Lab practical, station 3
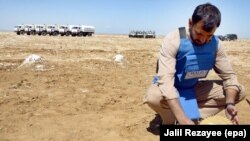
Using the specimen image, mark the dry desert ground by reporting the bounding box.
[0,32,249,141]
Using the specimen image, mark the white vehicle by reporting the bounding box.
[14,25,25,35]
[46,25,59,36]
[35,24,47,36]
[128,30,136,38]
[68,25,81,36]
[24,24,35,35]
[145,31,156,38]
[79,25,95,36]
[59,25,70,36]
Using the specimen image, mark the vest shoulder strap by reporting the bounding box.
[179,27,187,39]
[156,27,186,73]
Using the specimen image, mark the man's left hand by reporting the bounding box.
[225,104,239,124]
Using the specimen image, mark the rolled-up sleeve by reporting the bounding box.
[158,35,180,99]
[214,42,241,92]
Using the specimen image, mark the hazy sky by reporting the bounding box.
[1,0,250,38]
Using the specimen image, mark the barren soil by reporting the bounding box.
[0,32,249,141]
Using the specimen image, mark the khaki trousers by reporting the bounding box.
[144,80,245,124]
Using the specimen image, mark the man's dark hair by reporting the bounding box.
[192,3,221,32]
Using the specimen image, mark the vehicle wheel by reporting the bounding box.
[53,32,58,36]
[41,31,47,36]
[78,32,83,36]
[66,32,71,36]
[30,31,35,35]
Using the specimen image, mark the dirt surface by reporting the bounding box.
[0,32,249,141]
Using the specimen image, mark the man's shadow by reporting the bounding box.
[146,114,162,135]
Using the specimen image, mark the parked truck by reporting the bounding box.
[14,25,25,35]
[24,24,35,35]
[67,25,81,36]
[217,34,238,41]
[46,25,59,36]
[35,24,47,36]
[144,31,156,38]
[79,25,95,36]
[67,25,95,36]
[59,25,70,36]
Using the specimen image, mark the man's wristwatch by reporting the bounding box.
[225,103,235,108]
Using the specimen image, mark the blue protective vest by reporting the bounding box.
[175,31,219,89]
[175,27,219,119]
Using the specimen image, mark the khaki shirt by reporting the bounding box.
[157,29,241,99]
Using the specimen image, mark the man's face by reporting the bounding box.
[189,19,217,46]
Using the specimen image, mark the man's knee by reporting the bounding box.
[144,84,162,105]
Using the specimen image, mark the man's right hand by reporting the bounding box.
[166,98,195,125]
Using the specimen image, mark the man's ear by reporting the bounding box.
[189,18,192,28]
